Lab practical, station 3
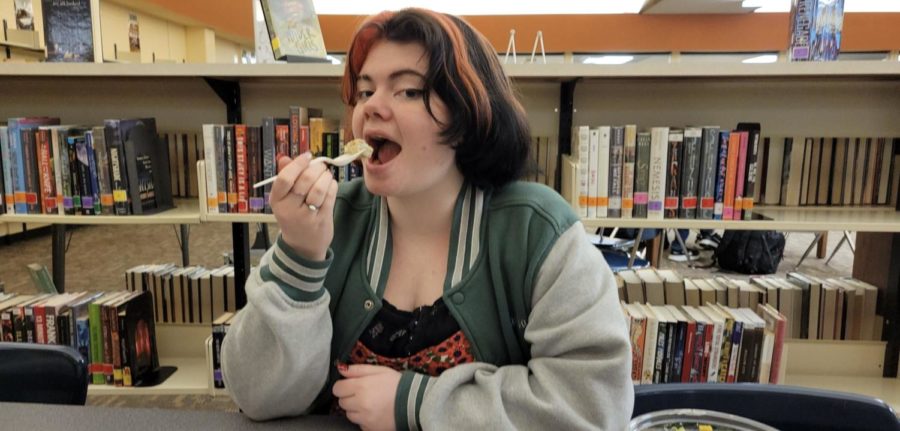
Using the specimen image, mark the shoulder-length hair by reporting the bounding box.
[341,8,531,189]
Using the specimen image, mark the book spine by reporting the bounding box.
[744,129,760,219]
[586,128,599,219]
[788,0,814,61]
[261,119,276,214]
[67,136,84,214]
[224,126,237,213]
[714,131,729,220]
[621,125,636,218]
[248,126,265,213]
[664,130,683,219]
[234,125,249,213]
[680,128,702,219]
[91,127,114,215]
[214,126,228,213]
[54,129,73,215]
[634,132,651,218]
[86,132,102,214]
[289,106,301,158]
[734,131,749,220]
[21,129,41,214]
[596,127,610,218]
[9,121,29,214]
[74,135,95,215]
[0,126,14,213]
[723,132,740,220]
[300,125,310,155]
[698,127,719,219]
[36,129,57,214]
[104,122,131,215]
[576,126,590,218]
[608,126,624,218]
[648,128,668,220]
[89,302,105,384]
[202,125,219,214]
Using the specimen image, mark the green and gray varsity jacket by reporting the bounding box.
[221,179,634,430]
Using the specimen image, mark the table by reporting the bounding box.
[0,402,357,430]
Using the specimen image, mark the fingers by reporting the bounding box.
[291,161,329,196]
[318,179,339,215]
[270,153,311,202]
[305,170,336,209]
[338,364,394,378]
[332,379,355,398]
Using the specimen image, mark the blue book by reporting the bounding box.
[713,131,730,220]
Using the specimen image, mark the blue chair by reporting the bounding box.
[0,342,89,405]
[633,383,900,431]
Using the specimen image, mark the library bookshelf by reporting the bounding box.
[1,61,898,399]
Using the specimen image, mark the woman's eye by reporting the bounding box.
[400,89,424,99]
[357,90,374,100]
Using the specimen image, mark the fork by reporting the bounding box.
[252,150,367,189]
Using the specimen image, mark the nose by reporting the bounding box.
[362,90,391,122]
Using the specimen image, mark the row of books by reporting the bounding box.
[201,107,361,214]
[759,136,899,207]
[124,264,241,325]
[571,123,900,221]
[616,269,879,342]
[0,290,159,387]
[211,311,235,389]
[0,117,174,216]
[572,123,764,221]
[622,302,786,386]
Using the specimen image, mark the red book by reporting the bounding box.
[234,125,249,213]
[35,129,57,214]
[723,133,741,220]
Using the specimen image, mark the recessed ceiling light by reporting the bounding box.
[743,54,779,63]
[583,55,634,65]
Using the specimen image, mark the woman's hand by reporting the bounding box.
[270,153,338,261]
[333,364,400,431]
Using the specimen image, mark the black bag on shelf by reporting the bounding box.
[714,230,785,275]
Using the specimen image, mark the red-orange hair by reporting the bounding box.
[340,8,531,189]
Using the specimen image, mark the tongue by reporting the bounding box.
[377,141,401,163]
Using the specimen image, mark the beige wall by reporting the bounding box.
[1,0,248,63]
[215,36,242,64]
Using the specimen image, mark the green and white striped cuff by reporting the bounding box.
[395,371,435,431]
[261,235,332,302]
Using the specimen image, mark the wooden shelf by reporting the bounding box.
[203,213,276,223]
[0,199,201,225]
[1,61,898,80]
[87,356,208,396]
[581,206,900,233]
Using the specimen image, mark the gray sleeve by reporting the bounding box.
[412,222,634,430]
[221,236,334,421]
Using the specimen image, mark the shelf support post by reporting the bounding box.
[204,77,249,309]
[52,224,65,293]
[555,78,579,192]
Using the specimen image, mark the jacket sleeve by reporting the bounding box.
[221,235,334,421]
[398,222,634,431]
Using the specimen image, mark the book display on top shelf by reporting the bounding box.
[259,0,329,63]
[40,0,102,63]
[788,0,845,62]
[566,120,900,223]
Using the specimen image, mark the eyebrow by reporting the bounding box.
[357,69,426,84]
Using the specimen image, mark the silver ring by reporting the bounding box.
[307,203,319,212]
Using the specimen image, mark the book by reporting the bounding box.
[736,123,760,220]
[713,131,729,219]
[259,0,328,62]
[633,132,651,218]
[26,263,58,295]
[789,0,845,62]
[621,125,637,218]
[648,127,669,220]
[608,126,624,218]
[664,129,683,219]
[109,118,173,215]
[680,127,702,219]
[41,0,102,63]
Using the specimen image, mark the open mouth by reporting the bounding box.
[366,135,402,164]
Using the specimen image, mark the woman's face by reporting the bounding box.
[352,40,462,200]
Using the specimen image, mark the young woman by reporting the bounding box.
[222,8,633,430]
